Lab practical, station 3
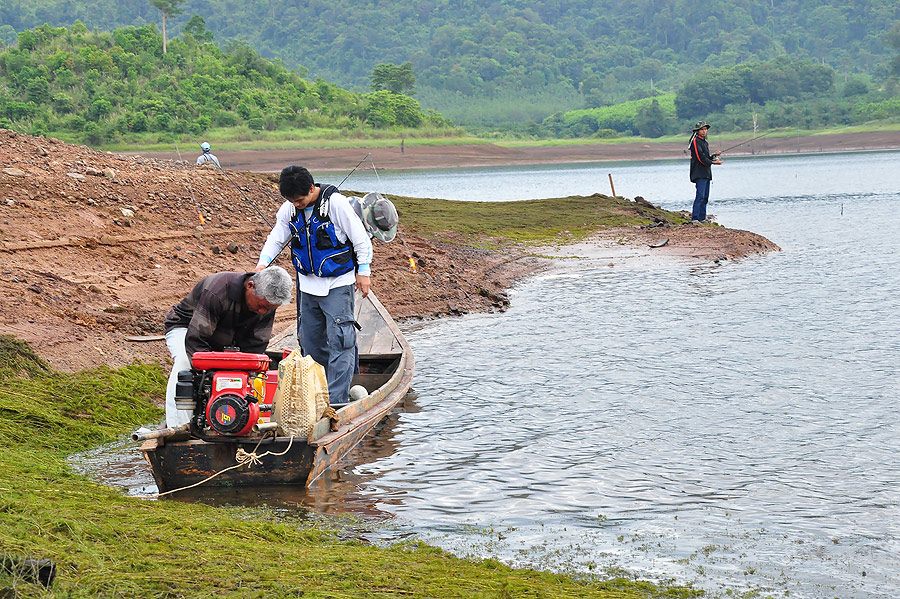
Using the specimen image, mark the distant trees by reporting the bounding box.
[0,23,443,145]
[0,25,16,48]
[371,62,415,95]
[364,90,422,127]
[148,0,184,54]
[889,22,900,78]
[634,99,672,138]
[547,94,676,137]
[0,1,897,130]
[675,59,835,120]
[182,15,213,43]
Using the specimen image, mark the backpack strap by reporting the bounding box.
[314,185,339,222]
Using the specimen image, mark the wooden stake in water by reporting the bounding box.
[608,173,617,198]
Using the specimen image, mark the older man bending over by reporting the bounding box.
[162,267,293,427]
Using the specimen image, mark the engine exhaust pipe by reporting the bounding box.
[132,423,190,442]
[252,421,279,434]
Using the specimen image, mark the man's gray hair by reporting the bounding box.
[250,266,293,305]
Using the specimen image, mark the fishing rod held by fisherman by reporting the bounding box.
[715,130,775,157]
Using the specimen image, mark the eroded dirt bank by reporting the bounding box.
[1,129,775,371]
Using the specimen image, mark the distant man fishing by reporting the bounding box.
[688,121,723,223]
[196,142,221,168]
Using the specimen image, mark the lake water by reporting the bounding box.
[351,150,900,597]
[79,150,900,598]
[344,149,899,205]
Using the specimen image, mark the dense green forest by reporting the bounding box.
[549,56,900,138]
[0,22,445,144]
[1,0,897,130]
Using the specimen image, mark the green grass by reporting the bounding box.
[97,126,481,153]
[384,193,686,248]
[0,335,700,597]
[94,121,900,155]
[496,121,900,147]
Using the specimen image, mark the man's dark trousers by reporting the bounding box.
[692,178,711,221]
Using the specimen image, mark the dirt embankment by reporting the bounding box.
[1,129,776,371]
[0,130,534,370]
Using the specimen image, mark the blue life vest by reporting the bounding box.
[289,185,356,277]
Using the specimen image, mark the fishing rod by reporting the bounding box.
[714,130,774,157]
[173,143,207,225]
[207,155,276,229]
[338,152,371,188]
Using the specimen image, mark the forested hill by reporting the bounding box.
[0,23,444,145]
[1,0,898,127]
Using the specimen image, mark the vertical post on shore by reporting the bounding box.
[608,173,617,198]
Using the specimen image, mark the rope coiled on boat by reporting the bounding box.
[155,435,295,497]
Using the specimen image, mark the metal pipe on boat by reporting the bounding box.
[131,423,190,442]
[253,421,280,433]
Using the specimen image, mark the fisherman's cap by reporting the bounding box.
[691,121,711,132]
[200,142,211,151]
[361,192,399,243]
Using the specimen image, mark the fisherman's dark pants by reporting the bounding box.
[692,178,711,221]
[297,284,357,404]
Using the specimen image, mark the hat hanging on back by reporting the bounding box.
[361,192,399,242]
[691,121,711,132]
[200,142,211,152]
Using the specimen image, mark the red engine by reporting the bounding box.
[178,351,278,437]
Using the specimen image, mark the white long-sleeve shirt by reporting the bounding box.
[257,191,372,296]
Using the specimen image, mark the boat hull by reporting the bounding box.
[143,437,315,491]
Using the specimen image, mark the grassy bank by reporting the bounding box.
[386,194,685,246]
[495,122,900,148]
[0,336,698,597]
[97,122,900,154]
[99,126,481,153]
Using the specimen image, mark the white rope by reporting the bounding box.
[156,435,295,497]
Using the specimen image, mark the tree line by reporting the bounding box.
[546,57,898,138]
[1,0,896,128]
[0,22,446,145]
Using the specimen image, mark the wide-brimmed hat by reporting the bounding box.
[691,121,711,132]
[361,192,398,242]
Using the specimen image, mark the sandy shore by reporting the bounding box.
[138,130,900,173]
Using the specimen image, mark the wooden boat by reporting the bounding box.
[140,290,414,491]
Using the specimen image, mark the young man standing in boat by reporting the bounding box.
[163,267,294,427]
[256,166,374,406]
[689,121,723,223]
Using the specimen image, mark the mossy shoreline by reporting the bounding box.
[0,336,699,597]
